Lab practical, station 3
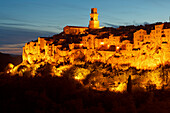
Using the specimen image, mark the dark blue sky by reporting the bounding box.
[1,0,170,54]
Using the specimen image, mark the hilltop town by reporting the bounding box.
[1,6,170,113]
[2,8,170,93]
[22,8,170,70]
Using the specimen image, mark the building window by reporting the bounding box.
[162,34,166,37]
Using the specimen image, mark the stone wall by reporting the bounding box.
[22,24,170,70]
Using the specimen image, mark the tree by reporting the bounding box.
[127,75,132,93]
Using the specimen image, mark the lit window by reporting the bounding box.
[80,43,83,46]
[116,46,120,50]
[100,42,104,45]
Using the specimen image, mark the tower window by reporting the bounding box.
[91,17,93,21]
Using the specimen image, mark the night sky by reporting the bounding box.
[1,0,170,54]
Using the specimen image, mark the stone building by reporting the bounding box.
[63,8,101,35]
[22,8,170,70]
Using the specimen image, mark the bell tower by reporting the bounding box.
[89,8,99,29]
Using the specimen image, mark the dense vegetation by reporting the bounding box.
[1,58,170,113]
[0,72,170,113]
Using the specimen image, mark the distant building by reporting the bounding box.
[64,8,101,35]
[89,8,100,29]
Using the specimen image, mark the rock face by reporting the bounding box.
[22,23,169,70]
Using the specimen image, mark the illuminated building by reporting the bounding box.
[63,8,101,35]
[89,8,100,29]
[22,8,170,70]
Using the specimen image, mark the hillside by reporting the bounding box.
[0,71,170,113]
[0,52,22,72]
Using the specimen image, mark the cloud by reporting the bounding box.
[0,43,25,48]
[0,50,22,55]
[102,22,119,28]
[45,25,63,30]
[0,26,57,55]
[0,21,63,33]
[0,13,28,23]
[132,21,150,26]
[116,21,150,26]
[0,23,40,27]
[0,22,63,30]
[102,21,150,28]
[0,43,25,55]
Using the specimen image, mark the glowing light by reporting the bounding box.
[107,45,110,48]
[74,68,90,80]
[100,42,104,45]
[7,70,10,74]
[75,76,81,80]
[109,83,127,92]
[116,46,119,50]
[80,43,83,46]
[52,65,72,77]
[8,63,14,69]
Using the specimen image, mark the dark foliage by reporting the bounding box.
[127,75,132,93]
[0,52,22,72]
[0,72,170,113]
